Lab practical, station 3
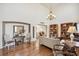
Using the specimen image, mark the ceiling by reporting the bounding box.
[40,3,78,12]
[40,3,64,11]
[39,3,79,24]
[0,3,78,24]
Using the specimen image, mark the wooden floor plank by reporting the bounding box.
[0,41,52,56]
[0,40,79,56]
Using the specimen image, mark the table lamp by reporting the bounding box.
[67,26,77,42]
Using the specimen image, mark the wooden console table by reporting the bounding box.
[14,36,25,45]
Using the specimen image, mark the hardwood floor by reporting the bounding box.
[0,40,79,56]
[0,40,53,56]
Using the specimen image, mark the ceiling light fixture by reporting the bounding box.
[47,9,56,20]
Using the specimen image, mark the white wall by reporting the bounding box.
[0,3,79,49]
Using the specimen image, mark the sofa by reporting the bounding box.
[39,37,60,49]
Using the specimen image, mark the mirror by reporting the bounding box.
[13,25,24,35]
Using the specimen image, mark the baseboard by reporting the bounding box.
[31,38,37,41]
[0,46,3,49]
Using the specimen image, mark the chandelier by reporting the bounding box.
[47,10,56,20]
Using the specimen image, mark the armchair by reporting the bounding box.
[3,34,15,50]
[53,43,77,56]
[53,44,64,56]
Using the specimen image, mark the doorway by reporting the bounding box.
[36,24,47,38]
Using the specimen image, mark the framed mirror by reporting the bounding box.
[13,25,24,35]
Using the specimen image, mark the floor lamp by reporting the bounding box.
[67,26,77,42]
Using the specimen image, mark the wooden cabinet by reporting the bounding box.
[49,24,58,38]
[61,23,75,39]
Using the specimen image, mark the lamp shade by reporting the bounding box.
[67,26,76,33]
